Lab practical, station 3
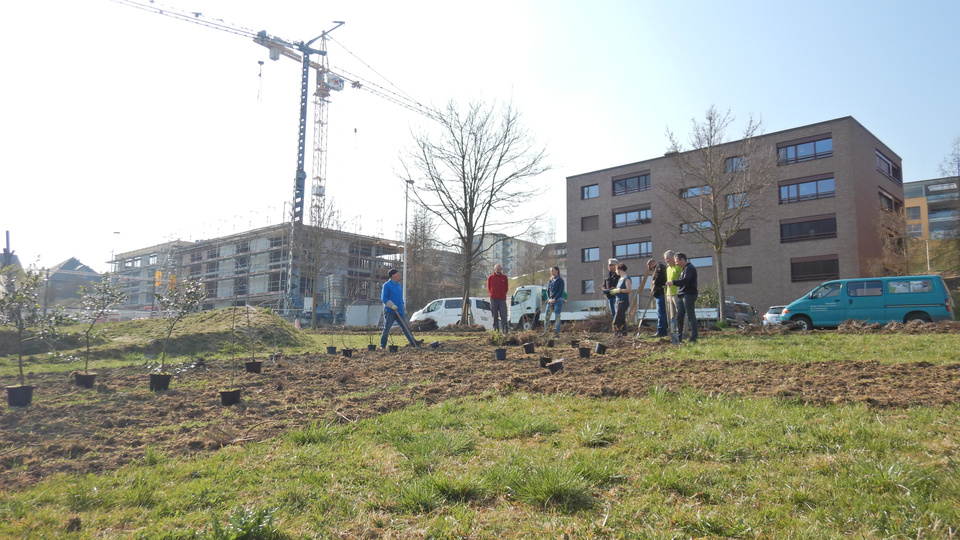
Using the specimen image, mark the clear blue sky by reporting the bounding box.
[2,0,958,272]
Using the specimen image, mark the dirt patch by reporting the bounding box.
[2,328,960,490]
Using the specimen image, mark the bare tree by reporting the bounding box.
[664,106,777,320]
[405,208,444,311]
[865,208,909,277]
[400,100,550,325]
[297,197,348,328]
[935,135,960,275]
[938,135,960,178]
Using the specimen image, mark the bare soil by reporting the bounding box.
[2,324,960,491]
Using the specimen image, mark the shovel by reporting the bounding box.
[388,305,419,348]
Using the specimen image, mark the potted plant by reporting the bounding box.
[0,267,61,406]
[491,330,507,360]
[75,273,125,388]
[152,277,206,391]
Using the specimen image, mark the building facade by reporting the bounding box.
[905,177,960,239]
[566,116,904,314]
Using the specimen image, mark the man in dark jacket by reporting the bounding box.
[666,253,698,343]
[602,258,620,316]
[646,258,669,337]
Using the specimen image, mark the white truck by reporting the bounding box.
[508,285,609,331]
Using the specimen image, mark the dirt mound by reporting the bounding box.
[2,330,960,490]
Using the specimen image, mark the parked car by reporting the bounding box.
[724,301,760,325]
[781,275,953,330]
[409,297,495,330]
[763,305,787,326]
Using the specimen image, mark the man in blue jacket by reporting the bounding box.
[380,268,419,349]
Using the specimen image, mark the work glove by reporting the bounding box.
[385,300,399,311]
[610,288,621,295]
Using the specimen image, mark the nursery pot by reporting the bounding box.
[342,348,353,358]
[522,342,536,354]
[547,339,555,348]
[244,361,262,374]
[219,389,241,406]
[578,347,591,359]
[429,341,440,349]
[149,373,172,392]
[547,361,564,374]
[367,344,377,352]
[74,373,97,388]
[388,345,399,352]
[570,339,580,348]
[494,348,507,361]
[539,356,552,368]
[594,342,607,355]
[6,385,34,407]
[326,346,337,354]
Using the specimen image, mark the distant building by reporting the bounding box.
[904,177,959,239]
[473,233,543,289]
[43,258,101,308]
[565,116,904,313]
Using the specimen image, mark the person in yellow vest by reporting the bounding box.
[664,250,680,338]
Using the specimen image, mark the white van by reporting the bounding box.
[409,297,495,329]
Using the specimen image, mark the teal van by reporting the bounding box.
[781,275,953,330]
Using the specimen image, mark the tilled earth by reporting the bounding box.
[2,326,960,491]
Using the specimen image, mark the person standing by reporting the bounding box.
[546,266,565,337]
[664,250,680,338]
[601,258,620,316]
[609,263,632,337]
[666,253,698,344]
[487,263,509,336]
[380,268,419,349]
[646,258,669,337]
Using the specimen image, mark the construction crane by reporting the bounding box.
[109,0,435,314]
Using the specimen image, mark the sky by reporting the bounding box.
[2,0,958,273]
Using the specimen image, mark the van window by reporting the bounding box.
[424,301,442,313]
[444,299,463,309]
[847,281,883,297]
[888,279,933,293]
[810,282,841,299]
[474,299,491,311]
[514,289,531,303]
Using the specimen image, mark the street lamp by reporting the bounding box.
[402,179,414,308]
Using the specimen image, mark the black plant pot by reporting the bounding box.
[429,341,440,349]
[539,356,552,368]
[578,347,591,359]
[149,373,172,392]
[594,342,607,355]
[6,385,34,407]
[75,373,97,388]
[219,389,241,406]
[547,361,564,374]
[388,345,399,352]
[326,346,337,354]
[342,348,353,358]
[244,361,262,374]
[367,344,377,351]
[494,348,507,360]
[522,343,536,354]
[547,340,555,348]
[570,339,580,348]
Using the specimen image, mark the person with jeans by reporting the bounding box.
[666,253,698,344]
[647,258,669,337]
[664,250,680,338]
[547,266,565,337]
[610,263,632,337]
[487,263,509,336]
[380,268,419,349]
[601,258,619,316]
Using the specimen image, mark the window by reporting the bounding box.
[888,279,933,294]
[268,272,286,292]
[582,184,599,199]
[781,216,837,243]
[878,190,902,212]
[205,281,217,298]
[780,177,835,204]
[726,229,751,247]
[847,280,882,297]
[727,266,752,285]
[612,174,650,195]
[727,192,749,208]
[582,279,595,294]
[148,253,158,265]
[235,277,247,296]
[582,247,600,262]
[581,215,599,231]
[236,241,250,254]
[613,208,651,228]
[189,263,201,276]
[681,186,710,198]
[234,257,248,274]
[681,220,712,234]
[875,150,902,183]
[614,241,651,260]
[790,256,839,282]
[207,248,219,259]
[907,223,922,238]
[778,137,833,164]
[725,156,747,172]
[906,206,921,220]
[689,256,713,267]
[269,250,285,268]
[269,236,284,248]
[190,252,202,263]
[206,260,219,274]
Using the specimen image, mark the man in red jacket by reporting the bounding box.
[487,263,509,335]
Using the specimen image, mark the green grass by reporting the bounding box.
[2,390,959,538]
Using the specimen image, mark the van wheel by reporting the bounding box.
[904,312,931,323]
[520,315,536,331]
[791,315,813,331]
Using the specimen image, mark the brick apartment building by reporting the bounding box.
[565,116,904,314]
